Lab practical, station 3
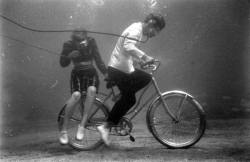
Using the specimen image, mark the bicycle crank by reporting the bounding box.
[113,118,136,142]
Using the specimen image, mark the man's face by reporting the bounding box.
[144,21,161,38]
[147,26,160,38]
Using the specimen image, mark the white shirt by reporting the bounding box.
[108,22,146,73]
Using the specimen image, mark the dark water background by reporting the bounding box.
[0,0,250,143]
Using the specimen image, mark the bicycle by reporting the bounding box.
[57,59,206,151]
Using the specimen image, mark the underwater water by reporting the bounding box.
[0,0,249,142]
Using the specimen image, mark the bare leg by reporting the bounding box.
[81,86,96,126]
[59,91,81,144]
[76,86,96,140]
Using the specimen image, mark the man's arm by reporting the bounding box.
[123,28,152,62]
[59,41,73,67]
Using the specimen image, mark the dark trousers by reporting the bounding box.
[107,67,151,125]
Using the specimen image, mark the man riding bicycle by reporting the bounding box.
[97,13,166,145]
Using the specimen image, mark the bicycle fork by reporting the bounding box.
[151,77,178,122]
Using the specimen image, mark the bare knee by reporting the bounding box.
[87,86,96,97]
[71,91,81,101]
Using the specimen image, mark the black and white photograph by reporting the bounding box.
[0,0,250,161]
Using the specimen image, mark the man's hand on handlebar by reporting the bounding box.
[141,54,154,64]
[140,54,155,67]
[139,55,160,71]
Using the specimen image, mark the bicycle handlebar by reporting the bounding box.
[140,59,161,72]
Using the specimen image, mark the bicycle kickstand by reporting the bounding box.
[128,132,135,142]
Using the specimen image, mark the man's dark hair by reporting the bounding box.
[144,13,165,30]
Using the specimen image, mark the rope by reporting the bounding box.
[0,33,60,56]
[0,13,148,43]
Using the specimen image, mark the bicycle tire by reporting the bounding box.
[146,90,206,149]
[57,98,109,151]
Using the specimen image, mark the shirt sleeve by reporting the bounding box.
[59,41,73,67]
[123,26,145,59]
[90,38,107,74]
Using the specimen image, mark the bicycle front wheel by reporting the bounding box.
[57,98,109,151]
[146,91,206,149]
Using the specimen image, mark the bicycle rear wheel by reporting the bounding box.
[147,91,206,148]
[57,98,109,150]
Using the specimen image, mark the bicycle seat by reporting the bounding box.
[104,77,116,89]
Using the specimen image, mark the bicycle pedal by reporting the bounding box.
[129,135,135,142]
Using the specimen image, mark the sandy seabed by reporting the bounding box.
[0,118,250,162]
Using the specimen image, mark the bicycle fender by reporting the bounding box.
[161,90,194,98]
[147,90,195,114]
